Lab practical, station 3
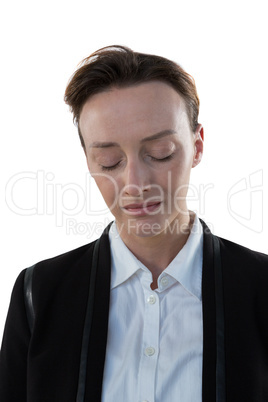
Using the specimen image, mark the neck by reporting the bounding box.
[116,212,194,285]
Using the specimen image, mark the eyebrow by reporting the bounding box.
[89,129,177,148]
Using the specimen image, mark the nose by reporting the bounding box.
[123,160,150,197]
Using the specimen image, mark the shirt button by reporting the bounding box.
[160,276,169,287]
[145,347,155,356]
[147,295,156,304]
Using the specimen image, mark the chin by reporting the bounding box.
[125,217,166,238]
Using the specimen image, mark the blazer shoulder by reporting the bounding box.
[23,223,112,304]
[27,240,100,292]
[35,240,96,271]
[200,219,267,263]
[30,222,113,278]
[218,235,268,275]
[27,238,111,315]
[219,236,268,259]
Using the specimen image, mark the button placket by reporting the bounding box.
[143,291,159,359]
[145,347,155,357]
[147,294,156,305]
[137,287,159,402]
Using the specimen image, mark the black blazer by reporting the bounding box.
[1,220,268,402]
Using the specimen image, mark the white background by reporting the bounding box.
[1,0,267,341]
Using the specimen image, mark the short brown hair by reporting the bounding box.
[64,45,200,149]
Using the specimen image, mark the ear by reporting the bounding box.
[192,124,204,168]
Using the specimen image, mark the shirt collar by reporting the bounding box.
[164,214,203,300]
[108,223,144,289]
[108,214,203,300]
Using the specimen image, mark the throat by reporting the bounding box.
[117,212,194,282]
[150,279,158,290]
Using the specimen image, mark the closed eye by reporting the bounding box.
[150,153,174,162]
[100,161,122,171]
[100,153,174,171]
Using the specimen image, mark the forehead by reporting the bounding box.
[79,81,189,141]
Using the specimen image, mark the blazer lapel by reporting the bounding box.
[84,225,112,401]
[200,219,217,401]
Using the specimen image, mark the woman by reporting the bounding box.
[1,45,268,402]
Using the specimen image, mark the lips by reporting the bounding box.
[122,201,162,215]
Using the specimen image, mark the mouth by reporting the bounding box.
[122,201,162,216]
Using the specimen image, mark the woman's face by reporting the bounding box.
[79,81,203,240]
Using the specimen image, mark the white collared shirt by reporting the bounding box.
[101,214,203,402]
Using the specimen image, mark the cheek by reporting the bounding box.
[94,176,119,204]
[166,158,192,197]
[175,148,194,178]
